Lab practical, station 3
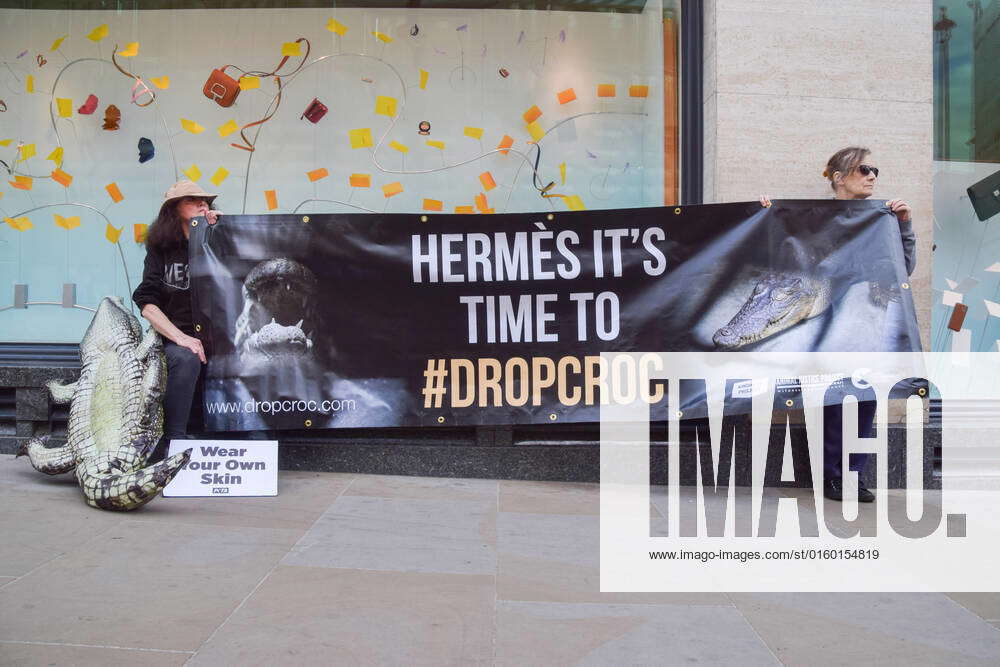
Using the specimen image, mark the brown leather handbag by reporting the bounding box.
[203,66,241,107]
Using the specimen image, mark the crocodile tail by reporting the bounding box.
[18,435,76,475]
[78,448,193,511]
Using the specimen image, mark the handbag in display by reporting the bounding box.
[203,66,241,107]
[301,98,328,123]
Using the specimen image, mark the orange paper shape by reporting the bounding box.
[53,214,80,230]
[556,88,577,105]
[479,171,497,191]
[133,223,148,243]
[10,175,33,190]
[264,190,278,211]
[382,182,403,198]
[475,192,488,212]
[423,199,443,212]
[597,83,616,97]
[105,182,124,203]
[5,216,32,231]
[50,168,72,187]
[349,174,371,188]
[497,135,514,155]
[522,105,542,123]
[454,205,474,214]
[307,168,329,182]
[628,85,649,98]
[105,223,122,244]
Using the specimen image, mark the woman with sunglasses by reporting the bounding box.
[133,180,222,462]
[761,146,916,502]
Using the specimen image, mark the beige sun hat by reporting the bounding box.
[160,180,218,211]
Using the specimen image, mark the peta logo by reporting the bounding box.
[212,487,229,494]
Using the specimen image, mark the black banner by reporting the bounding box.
[189,200,920,431]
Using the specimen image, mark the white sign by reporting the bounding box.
[163,440,278,497]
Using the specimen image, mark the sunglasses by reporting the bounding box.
[857,164,879,177]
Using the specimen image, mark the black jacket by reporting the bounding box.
[132,239,196,336]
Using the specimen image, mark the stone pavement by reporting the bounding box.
[1,454,999,666]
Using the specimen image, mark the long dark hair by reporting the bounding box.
[144,200,187,251]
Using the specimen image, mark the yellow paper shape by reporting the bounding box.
[133,223,148,243]
[210,167,229,186]
[629,85,649,98]
[526,121,544,142]
[463,127,484,140]
[51,35,68,51]
[382,182,403,198]
[105,182,124,203]
[389,140,409,154]
[497,135,514,155]
[425,140,445,150]
[597,83,616,98]
[523,105,542,123]
[349,174,371,188]
[9,175,33,190]
[375,96,397,117]
[180,118,204,134]
[118,42,139,57]
[87,24,109,42]
[105,223,122,243]
[48,147,64,166]
[281,42,301,56]
[18,143,36,161]
[564,195,586,211]
[56,98,73,118]
[150,76,170,89]
[25,75,34,93]
[557,88,577,105]
[349,128,373,149]
[217,119,239,138]
[419,69,428,90]
[54,214,80,230]
[239,76,260,91]
[559,162,566,185]
[50,168,72,187]
[307,168,329,182]
[423,199,443,212]
[5,217,33,231]
[0,139,12,147]
[327,18,348,35]
[183,164,202,182]
[372,31,393,43]
[454,206,474,214]
[264,190,278,211]
[479,171,497,191]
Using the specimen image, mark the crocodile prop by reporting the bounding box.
[713,273,832,350]
[17,297,192,510]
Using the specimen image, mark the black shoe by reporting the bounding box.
[824,478,875,503]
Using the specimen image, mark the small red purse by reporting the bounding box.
[203,66,241,107]
[301,98,328,123]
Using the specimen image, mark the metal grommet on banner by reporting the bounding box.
[420,215,428,222]
[304,419,312,427]
[674,208,681,215]
[901,282,910,290]
[549,413,557,421]
[437,416,445,423]
[785,399,794,407]
[194,324,202,332]
[302,216,310,223]
[676,410,683,418]
[191,219,199,227]
[917,387,927,397]
[547,213,554,221]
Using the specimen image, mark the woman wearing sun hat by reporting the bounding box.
[132,180,222,462]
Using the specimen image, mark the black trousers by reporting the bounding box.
[823,399,877,481]
[150,341,204,461]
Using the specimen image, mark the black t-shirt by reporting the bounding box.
[132,239,196,336]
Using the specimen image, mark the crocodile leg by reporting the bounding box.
[17,435,76,475]
[46,379,79,404]
[77,448,192,511]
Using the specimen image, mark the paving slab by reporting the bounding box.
[188,565,494,666]
[0,641,191,666]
